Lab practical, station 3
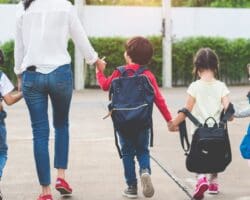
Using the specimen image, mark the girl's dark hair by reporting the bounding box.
[125,36,153,66]
[0,50,4,65]
[193,48,220,80]
[22,0,36,10]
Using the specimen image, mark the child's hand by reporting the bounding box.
[95,57,106,73]
[167,121,179,132]
[17,75,22,92]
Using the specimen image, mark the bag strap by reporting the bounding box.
[114,128,122,159]
[117,66,126,74]
[178,108,202,154]
[135,66,147,76]
[117,66,147,77]
[178,108,202,128]
[117,66,135,77]
[179,120,190,154]
[219,103,235,127]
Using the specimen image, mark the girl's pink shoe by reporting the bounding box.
[193,177,209,200]
[37,194,53,200]
[208,183,219,194]
[55,178,72,196]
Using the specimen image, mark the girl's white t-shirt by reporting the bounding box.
[187,79,230,132]
[0,73,14,97]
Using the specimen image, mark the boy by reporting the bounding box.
[96,37,173,199]
[0,50,22,199]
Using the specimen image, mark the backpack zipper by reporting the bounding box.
[103,104,148,120]
[113,103,148,111]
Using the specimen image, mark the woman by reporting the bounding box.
[14,0,104,199]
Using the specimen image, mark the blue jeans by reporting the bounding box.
[22,64,73,186]
[118,129,151,186]
[0,111,7,178]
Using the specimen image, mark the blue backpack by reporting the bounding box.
[240,124,250,159]
[107,66,154,158]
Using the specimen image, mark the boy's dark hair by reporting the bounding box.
[125,36,153,66]
[0,50,4,65]
[193,47,220,80]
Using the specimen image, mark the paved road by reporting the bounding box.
[1,86,250,200]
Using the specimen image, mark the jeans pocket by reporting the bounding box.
[22,71,37,90]
[55,70,73,90]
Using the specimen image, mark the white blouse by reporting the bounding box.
[14,0,98,75]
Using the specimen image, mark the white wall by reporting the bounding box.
[1,5,250,44]
[0,5,17,44]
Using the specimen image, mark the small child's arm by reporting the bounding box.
[234,107,250,118]
[170,95,196,131]
[3,91,22,106]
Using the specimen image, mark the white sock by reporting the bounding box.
[197,174,206,180]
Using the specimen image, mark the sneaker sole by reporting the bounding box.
[193,183,209,200]
[55,187,72,196]
[208,190,219,195]
[141,173,154,198]
[122,191,138,199]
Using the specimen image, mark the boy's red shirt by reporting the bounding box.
[96,64,172,122]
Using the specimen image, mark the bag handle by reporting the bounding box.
[204,117,218,128]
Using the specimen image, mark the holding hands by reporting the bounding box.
[168,120,179,132]
[95,57,107,73]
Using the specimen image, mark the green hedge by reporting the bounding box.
[1,36,249,87]
[172,37,249,85]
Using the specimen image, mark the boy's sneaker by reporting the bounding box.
[122,185,138,199]
[208,183,219,194]
[193,177,209,200]
[55,178,72,196]
[37,194,53,200]
[141,169,154,198]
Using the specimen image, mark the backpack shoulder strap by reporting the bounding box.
[179,120,190,154]
[178,108,202,155]
[178,108,202,128]
[116,66,126,74]
[219,103,235,127]
[135,66,147,76]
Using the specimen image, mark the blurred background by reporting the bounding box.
[0,0,249,88]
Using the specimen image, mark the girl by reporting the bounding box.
[170,48,231,200]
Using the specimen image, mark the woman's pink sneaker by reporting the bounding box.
[55,178,72,196]
[37,194,53,200]
[193,177,209,200]
[208,183,219,194]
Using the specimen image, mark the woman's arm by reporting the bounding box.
[14,13,25,75]
[69,6,98,65]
